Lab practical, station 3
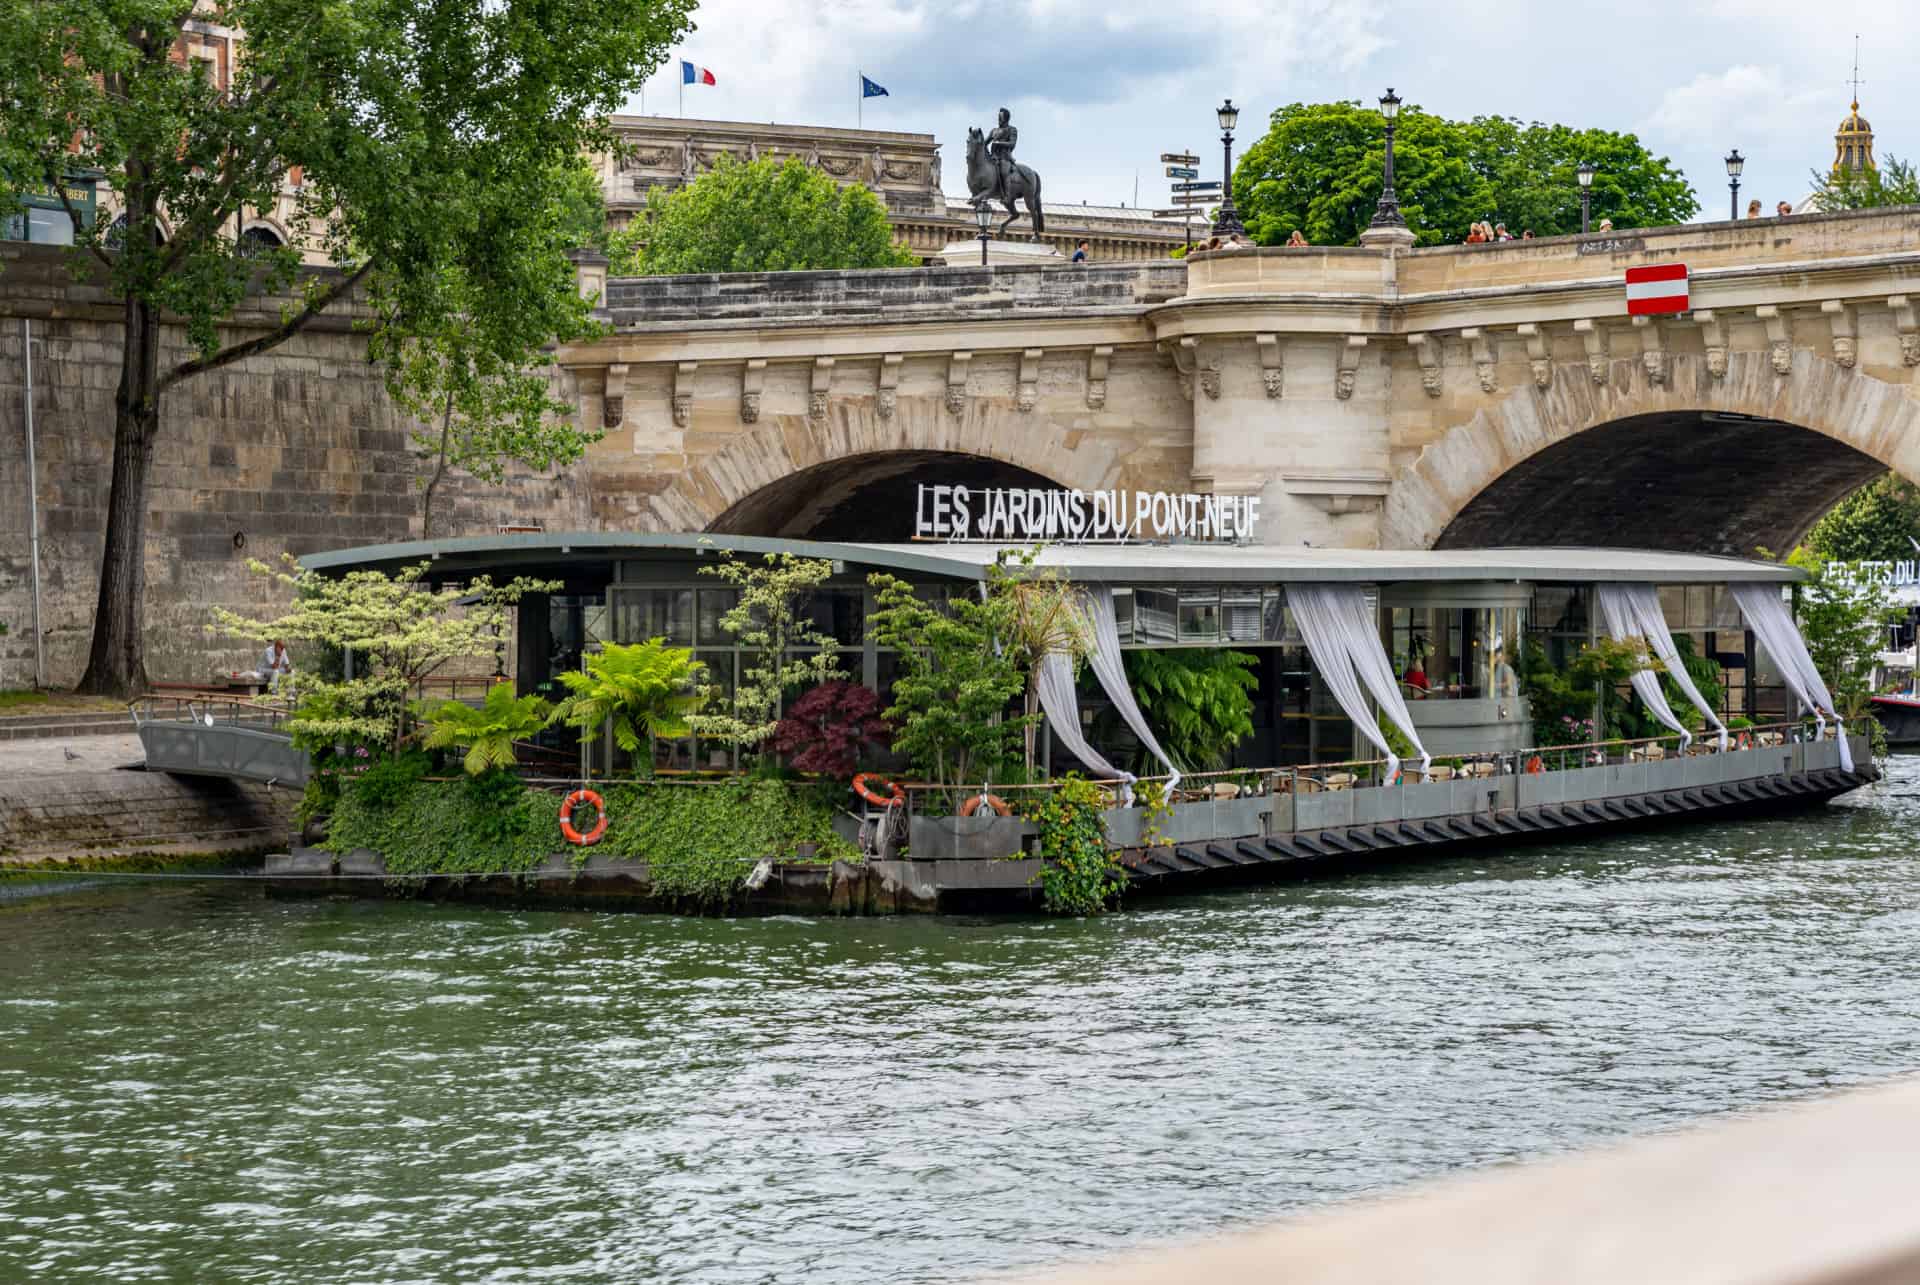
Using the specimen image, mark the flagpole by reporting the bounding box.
[858,70,862,129]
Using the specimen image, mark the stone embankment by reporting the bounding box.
[0,732,295,863]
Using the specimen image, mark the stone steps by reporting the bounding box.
[0,712,137,741]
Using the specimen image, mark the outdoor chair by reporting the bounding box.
[1424,765,1455,782]
[1323,772,1356,792]
[1467,760,1498,778]
[1209,781,1242,800]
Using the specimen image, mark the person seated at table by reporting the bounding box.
[1403,656,1430,699]
[263,638,294,694]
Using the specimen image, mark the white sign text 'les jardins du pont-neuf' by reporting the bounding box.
[913,485,1262,542]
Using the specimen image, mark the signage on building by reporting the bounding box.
[1625,263,1689,316]
[914,484,1262,543]
[1835,559,1920,587]
[1577,236,1645,256]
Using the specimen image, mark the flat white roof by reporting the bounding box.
[302,532,1801,585]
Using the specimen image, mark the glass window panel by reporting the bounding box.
[1658,585,1687,630]
[26,207,75,245]
[1178,588,1221,643]
[1223,589,1263,642]
[1110,588,1134,644]
[697,589,738,644]
[695,651,736,704]
[802,589,865,647]
[1135,588,1176,644]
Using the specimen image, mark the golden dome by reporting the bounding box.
[1838,101,1873,135]
[1833,99,1877,175]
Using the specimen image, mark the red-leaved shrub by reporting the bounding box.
[770,681,891,776]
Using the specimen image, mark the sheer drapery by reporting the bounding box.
[1070,585,1180,802]
[1729,582,1852,772]
[1035,649,1137,802]
[1287,583,1430,781]
[1595,583,1727,751]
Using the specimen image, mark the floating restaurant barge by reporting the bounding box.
[228,532,1877,914]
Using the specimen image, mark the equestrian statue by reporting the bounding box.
[965,108,1044,237]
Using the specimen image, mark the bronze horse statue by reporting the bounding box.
[965,127,1044,237]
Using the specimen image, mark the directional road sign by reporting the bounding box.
[1151,208,1201,219]
[1164,166,1198,180]
[1166,194,1214,206]
[1160,152,1200,165]
[1171,180,1221,193]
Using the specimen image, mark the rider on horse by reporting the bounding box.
[986,108,1018,203]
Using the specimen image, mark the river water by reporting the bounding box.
[4,760,1919,1283]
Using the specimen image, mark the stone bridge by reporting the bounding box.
[559,206,1920,554]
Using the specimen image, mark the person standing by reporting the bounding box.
[1071,239,1088,264]
[1776,200,1794,218]
[1747,198,1762,218]
[262,638,294,695]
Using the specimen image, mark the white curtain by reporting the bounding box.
[1035,649,1139,803]
[1075,585,1180,802]
[1287,583,1430,782]
[1595,583,1727,751]
[1730,582,1853,772]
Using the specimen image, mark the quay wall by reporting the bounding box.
[0,245,586,690]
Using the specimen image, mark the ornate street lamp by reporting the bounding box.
[1359,88,1413,248]
[974,201,993,266]
[1212,98,1245,237]
[1576,161,1596,234]
[1725,148,1745,221]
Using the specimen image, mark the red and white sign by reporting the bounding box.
[1625,263,1689,316]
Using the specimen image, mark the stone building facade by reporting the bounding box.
[597,114,1186,264]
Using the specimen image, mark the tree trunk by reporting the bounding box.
[1024,678,1041,777]
[75,295,164,697]
[419,388,455,539]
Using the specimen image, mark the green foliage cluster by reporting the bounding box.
[322,755,563,877]
[611,156,918,275]
[418,683,554,775]
[1021,775,1125,915]
[1518,637,1660,743]
[1807,156,1920,212]
[866,574,1029,789]
[997,560,1093,775]
[1803,473,1920,563]
[551,639,705,770]
[1788,549,1903,721]
[594,778,855,902]
[1235,102,1697,247]
[1122,649,1259,771]
[695,553,846,749]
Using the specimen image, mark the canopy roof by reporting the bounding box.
[300,532,1802,586]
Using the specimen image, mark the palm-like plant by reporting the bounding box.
[550,639,707,767]
[418,682,554,775]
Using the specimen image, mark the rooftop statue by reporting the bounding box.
[966,108,1045,236]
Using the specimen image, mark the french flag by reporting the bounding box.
[681,60,717,86]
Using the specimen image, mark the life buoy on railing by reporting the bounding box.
[959,793,1011,817]
[1737,732,1752,751]
[1524,755,1545,775]
[559,789,608,846]
[852,773,905,808]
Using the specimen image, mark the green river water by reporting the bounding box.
[3,757,1919,1283]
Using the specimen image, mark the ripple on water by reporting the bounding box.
[2,761,1919,1283]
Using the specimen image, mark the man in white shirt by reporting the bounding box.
[262,639,294,695]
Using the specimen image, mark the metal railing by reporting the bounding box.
[128,694,292,734]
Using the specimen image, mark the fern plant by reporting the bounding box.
[1122,648,1258,772]
[550,639,707,767]
[418,682,554,776]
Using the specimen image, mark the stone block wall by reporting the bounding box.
[0,245,586,690]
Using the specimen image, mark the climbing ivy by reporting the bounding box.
[594,778,855,902]
[1021,774,1125,916]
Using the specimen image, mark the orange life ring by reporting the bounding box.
[852,773,905,808]
[559,789,608,846]
[959,792,1011,817]
[1524,755,1544,775]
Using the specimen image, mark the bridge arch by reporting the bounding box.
[1385,348,1920,555]
[636,393,1136,538]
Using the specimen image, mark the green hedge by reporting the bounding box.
[322,767,856,900]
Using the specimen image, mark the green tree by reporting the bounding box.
[866,574,1028,791]
[418,682,554,776]
[1807,156,1920,212]
[996,564,1092,776]
[1120,649,1258,771]
[551,639,707,773]
[1802,473,1920,562]
[1787,550,1902,721]
[611,156,917,275]
[695,553,847,749]
[211,558,553,754]
[0,0,693,696]
[1235,101,1696,247]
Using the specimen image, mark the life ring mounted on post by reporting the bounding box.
[959,792,1012,818]
[852,773,905,809]
[559,789,608,846]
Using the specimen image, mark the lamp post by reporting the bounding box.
[1576,161,1595,234]
[1212,98,1245,237]
[1358,88,1414,248]
[974,201,992,266]
[1725,149,1745,221]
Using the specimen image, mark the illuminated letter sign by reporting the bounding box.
[913,485,1261,543]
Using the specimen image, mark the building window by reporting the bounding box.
[2,206,77,246]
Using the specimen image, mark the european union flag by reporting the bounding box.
[861,75,889,99]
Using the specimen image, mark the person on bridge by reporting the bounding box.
[263,639,294,695]
[1747,198,1763,218]
[1286,230,1309,247]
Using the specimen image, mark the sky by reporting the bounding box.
[627,0,1917,226]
